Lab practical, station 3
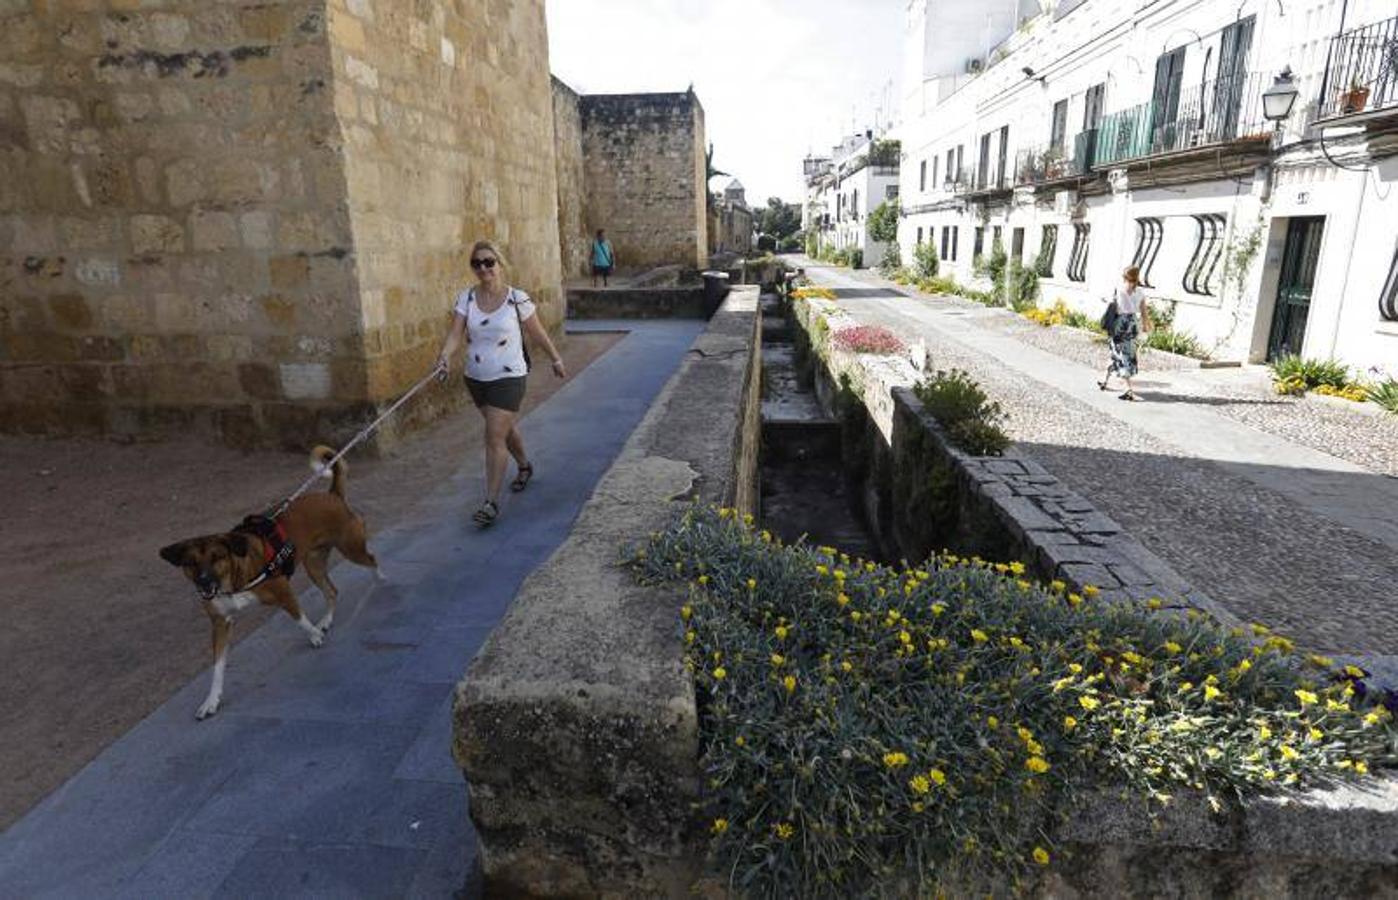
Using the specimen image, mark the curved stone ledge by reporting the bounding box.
[452,288,762,896]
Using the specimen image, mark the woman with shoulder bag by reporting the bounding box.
[1098,265,1151,402]
[434,240,567,527]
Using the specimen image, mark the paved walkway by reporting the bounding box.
[0,320,704,898]
[799,261,1398,669]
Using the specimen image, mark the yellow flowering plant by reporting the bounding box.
[629,505,1397,897]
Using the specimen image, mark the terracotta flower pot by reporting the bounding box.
[1340,85,1371,114]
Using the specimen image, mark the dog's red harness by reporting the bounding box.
[233,514,297,589]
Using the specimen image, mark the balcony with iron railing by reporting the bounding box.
[1316,12,1398,122]
[1093,71,1272,168]
[968,165,1011,196]
[1014,130,1100,186]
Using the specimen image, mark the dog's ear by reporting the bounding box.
[159,541,189,566]
[227,533,250,557]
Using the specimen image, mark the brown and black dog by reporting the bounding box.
[159,446,380,720]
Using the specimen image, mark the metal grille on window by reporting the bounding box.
[1182,213,1227,296]
[1381,240,1398,322]
[1036,224,1057,277]
[1130,217,1163,287]
[1067,223,1090,282]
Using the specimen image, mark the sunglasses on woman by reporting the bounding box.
[470,257,497,270]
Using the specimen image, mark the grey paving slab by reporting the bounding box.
[113,831,261,900]
[211,839,428,899]
[0,319,703,897]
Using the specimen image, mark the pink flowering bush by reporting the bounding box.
[831,324,906,356]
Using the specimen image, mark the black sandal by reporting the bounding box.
[1097,380,1110,391]
[1118,391,1139,402]
[472,499,499,527]
[510,462,534,493]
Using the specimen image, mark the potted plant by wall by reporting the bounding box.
[1340,76,1371,115]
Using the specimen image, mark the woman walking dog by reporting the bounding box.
[1098,265,1151,402]
[435,240,567,527]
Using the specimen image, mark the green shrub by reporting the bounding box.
[1268,355,1350,390]
[913,241,940,279]
[1143,327,1206,359]
[779,234,803,253]
[878,241,902,277]
[631,506,1398,898]
[1367,378,1398,414]
[1062,307,1102,332]
[918,276,960,295]
[805,232,818,258]
[986,237,1008,304]
[867,199,900,244]
[1007,261,1040,313]
[849,248,864,269]
[914,368,1010,456]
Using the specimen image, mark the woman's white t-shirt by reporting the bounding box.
[452,287,536,382]
[1114,285,1146,317]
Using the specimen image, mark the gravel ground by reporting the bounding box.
[835,294,1398,657]
[832,265,1398,479]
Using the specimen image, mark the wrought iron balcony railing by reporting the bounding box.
[1094,71,1271,167]
[1014,130,1098,185]
[970,166,1010,194]
[1317,12,1398,120]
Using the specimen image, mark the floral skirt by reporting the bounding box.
[1108,313,1140,378]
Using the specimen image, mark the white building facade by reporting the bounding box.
[803,133,902,268]
[898,0,1398,373]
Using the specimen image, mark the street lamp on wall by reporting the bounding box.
[1262,67,1300,123]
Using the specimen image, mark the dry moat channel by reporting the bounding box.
[757,293,883,562]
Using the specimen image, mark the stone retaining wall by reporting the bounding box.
[452,288,762,896]
[790,295,1224,615]
[566,287,708,320]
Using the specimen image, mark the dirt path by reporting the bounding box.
[0,332,621,829]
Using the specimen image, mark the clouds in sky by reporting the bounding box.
[546,0,905,204]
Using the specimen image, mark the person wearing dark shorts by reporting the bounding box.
[591,228,614,287]
[434,239,567,527]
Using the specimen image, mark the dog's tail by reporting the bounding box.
[310,445,347,498]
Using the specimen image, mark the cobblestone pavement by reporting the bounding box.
[817,262,1398,478]
[798,260,1398,659]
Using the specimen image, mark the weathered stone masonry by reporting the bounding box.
[550,76,588,279]
[578,91,707,272]
[0,0,563,447]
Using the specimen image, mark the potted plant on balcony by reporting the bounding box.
[1340,75,1371,115]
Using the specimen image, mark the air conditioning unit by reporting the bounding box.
[1053,190,1077,216]
[965,58,984,74]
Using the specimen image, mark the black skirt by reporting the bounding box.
[465,375,527,412]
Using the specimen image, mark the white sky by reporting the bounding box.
[546,1,905,207]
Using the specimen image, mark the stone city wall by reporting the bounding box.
[0,0,563,447]
[578,91,707,272]
[550,76,589,280]
[325,0,563,441]
[0,0,361,445]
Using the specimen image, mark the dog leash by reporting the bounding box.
[268,367,442,519]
